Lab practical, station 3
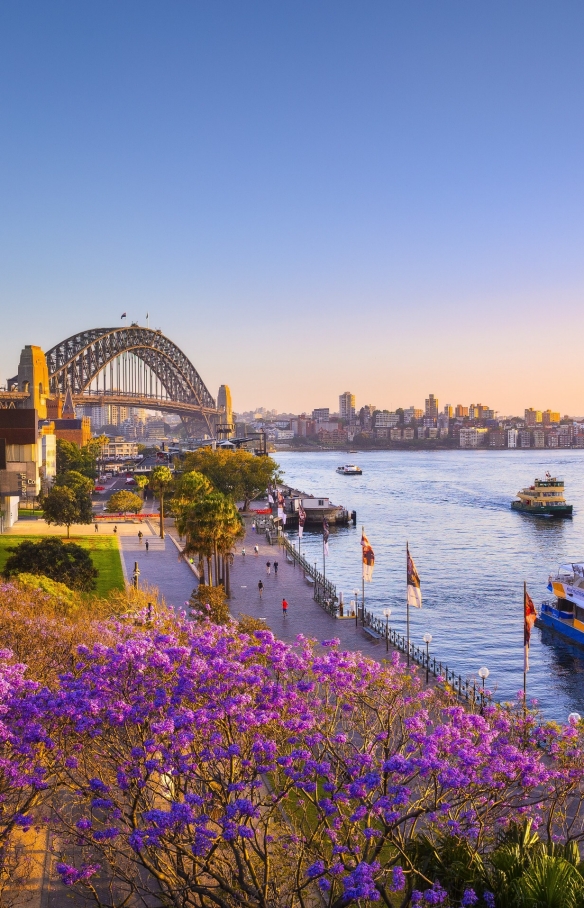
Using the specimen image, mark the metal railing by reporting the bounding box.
[261,522,339,616]
[362,607,489,708]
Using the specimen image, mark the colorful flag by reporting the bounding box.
[407,545,422,609]
[121,312,127,319]
[524,586,537,672]
[361,531,375,582]
[323,518,330,556]
[298,504,306,538]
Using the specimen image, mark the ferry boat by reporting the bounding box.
[538,563,584,646]
[336,464,362,475]
[511,473,573,517]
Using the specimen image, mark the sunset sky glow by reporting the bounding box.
[1,2,583,415]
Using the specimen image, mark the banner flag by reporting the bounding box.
[121,312,127,319]
[361,531,375,582]
[323,518,330,557]
[524,586,537,672]
[298,504,306,539]
[407,545,422,609]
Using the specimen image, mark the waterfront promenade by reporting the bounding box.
[229,519,388,655]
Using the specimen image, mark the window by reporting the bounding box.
[318,499,324,506]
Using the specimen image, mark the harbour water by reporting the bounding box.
[277,449,584,722]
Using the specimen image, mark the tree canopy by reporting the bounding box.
[182,448,280,509]
[41,482,94,537]
[106,490,143,515]
[55,439,98,478]
[2,537,98,591]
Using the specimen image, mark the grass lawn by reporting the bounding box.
[0,535,125,597]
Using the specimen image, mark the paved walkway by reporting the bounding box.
[229,520,389,655]
[119,523,197,611]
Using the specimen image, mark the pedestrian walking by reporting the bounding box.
[138,530,143,543]
[258,580,264,598]
[145,539,149,552]
[254,545,259,556]
[113,525,117,534]
[282,598,288,616]
[94,523,99,533]
[252,522,256,532]
[274,560,278,576]
[242,547,246,556]
[266,561,271,576]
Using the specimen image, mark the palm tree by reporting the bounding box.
[178,491,243,590]
[148,465,174,539]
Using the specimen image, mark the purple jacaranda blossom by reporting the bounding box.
[460,889,478,907]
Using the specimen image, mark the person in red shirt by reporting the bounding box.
[282,598,288,616]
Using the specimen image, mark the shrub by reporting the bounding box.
[3,537,98,591]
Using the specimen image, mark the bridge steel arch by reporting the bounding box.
[45,327,217,433]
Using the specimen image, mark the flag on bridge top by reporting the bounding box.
[524,584,537,672]
[298,504,306,538]
[323,518,330,557]
[121,312,127,319]
[361,530,375,582]
[407,544,422,609]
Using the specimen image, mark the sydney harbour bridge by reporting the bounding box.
[4,325,230,437]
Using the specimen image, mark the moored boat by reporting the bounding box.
[538,562,584,645]
[511,473,573,517]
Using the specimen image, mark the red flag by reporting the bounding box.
[524,586,537,672]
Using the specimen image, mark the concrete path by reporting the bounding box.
[229,519,389,656]
[119,524,197,611]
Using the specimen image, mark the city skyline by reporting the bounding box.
[1,3,584,414]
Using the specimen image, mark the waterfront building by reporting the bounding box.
[428,427,438,439]
[459,427,488,448]
[455,404,469,418]
[317,427,348,446]
[542,409,560,425]
[425,394,439,421]
[375,411,399,429]
[403,427,415,440]
[489,430,506,448]
[339,392,355,420]
[390,427,402,441]
[525,408,542,427]
[533,429,545,448]
[547,431,559,448]
[416,427,426,439]
[518,430,531,448]
[507,428,518,448]
[312,408,330,422]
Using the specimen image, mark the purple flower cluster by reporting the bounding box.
[1,583,584,905]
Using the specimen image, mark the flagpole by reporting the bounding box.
[523,580,527,711]
[406,542,410,666]
[323,533,326,586]
[362,525,365,624]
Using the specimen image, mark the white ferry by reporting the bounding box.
[336,464,362,476]
[539,562,584,646]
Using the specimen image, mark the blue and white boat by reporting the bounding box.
[538,562,584,645]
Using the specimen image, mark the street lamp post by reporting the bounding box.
[423,633,432,684]
[568,712,581,725]
[354,589,359,627]
[133,561,140,590]
[383,608,392,652]
[478,666,489,711]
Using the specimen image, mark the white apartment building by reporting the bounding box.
[507,429,518,448]
[339,392,355,420]
[459,427,489,448]
[375,411,399,428]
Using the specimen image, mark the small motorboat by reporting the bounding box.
[336,464,362,476]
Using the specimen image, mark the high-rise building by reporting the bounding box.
[425,394,438,421]
[542,410,560,425]
[312,408,330,422]
[339,392,355,420]
[525,408,542,427]
[443,404,453,418]
[455,405,469,418]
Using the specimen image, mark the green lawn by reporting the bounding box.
[0,535,125,597]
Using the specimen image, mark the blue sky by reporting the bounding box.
[1,2,583,415]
